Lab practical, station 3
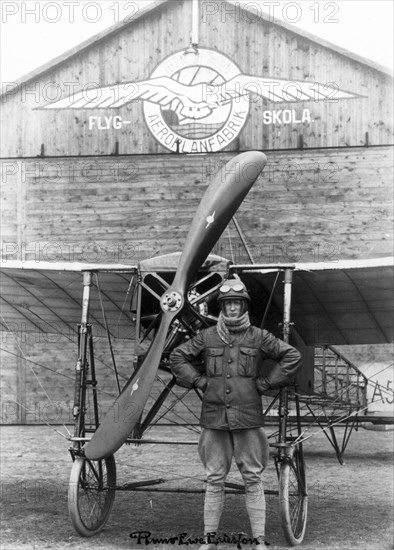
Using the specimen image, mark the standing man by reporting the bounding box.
[170,279,302,549]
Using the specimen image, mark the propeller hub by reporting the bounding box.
[160,291,183,312]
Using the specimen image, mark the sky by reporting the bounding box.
[0,0,393,85]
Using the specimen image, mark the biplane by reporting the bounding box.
[0,151,393,545]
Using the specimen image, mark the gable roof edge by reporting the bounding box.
[1,0,392,100]
[227,0,393,77]
[0,0,167,98]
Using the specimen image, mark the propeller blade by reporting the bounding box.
[84,312,175,458]
[84,151,267,459]
[172,151,267,292]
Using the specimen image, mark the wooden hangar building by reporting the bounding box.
[1,0,393,424]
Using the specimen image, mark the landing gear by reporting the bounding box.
[279,446,308,546]
[68,456,116,537]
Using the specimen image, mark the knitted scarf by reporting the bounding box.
[216,311,251,344]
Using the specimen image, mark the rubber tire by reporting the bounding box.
[279,451,308,546]
[68,455,116,537]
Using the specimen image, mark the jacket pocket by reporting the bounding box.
[238,347,258,377]
[205,347,224,377]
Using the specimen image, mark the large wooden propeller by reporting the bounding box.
[84,151,267,459]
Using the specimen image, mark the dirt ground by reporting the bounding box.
[0,424,393,550]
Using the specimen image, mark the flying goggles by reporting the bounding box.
[218,281,251,302]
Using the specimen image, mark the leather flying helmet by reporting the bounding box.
[217,279,251,303]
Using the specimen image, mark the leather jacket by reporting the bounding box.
[170,325,302,430]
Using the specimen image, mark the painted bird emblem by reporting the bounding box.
[41,74,359,125]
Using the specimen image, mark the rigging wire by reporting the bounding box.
[225,226,235,264]
[0,347,74,381]
[144,380,201,435]
[156,374,201,422]
[293,396,387,445]
[289,348,394,443]
[115,446,247,488]
[292,359,394,439]
[9,398,74,440]
[0,316,72,437]
[95,272,121,394]
[116,273,136,331]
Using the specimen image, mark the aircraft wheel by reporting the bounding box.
[68,455,116,537]
[279,448,308,546]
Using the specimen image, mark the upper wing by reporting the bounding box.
[292,258,393,344]
[235,257,393,345]
[0,255,229,338]
[0,262,138,339]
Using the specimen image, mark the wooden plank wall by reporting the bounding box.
[0,333,135,425]
[1,146,393,265]
[1,145,393,423]
[1,0,393,157]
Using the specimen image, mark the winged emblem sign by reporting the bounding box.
[42,48,362,153]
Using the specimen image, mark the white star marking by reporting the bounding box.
[130,378,140,397]
[206,211,215,229]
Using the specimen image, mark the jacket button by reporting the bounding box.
[226,389,231,394]
[226,374,231,378]
[228,359,232,363]
[229,344,233,348]
[226,404,231,408]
